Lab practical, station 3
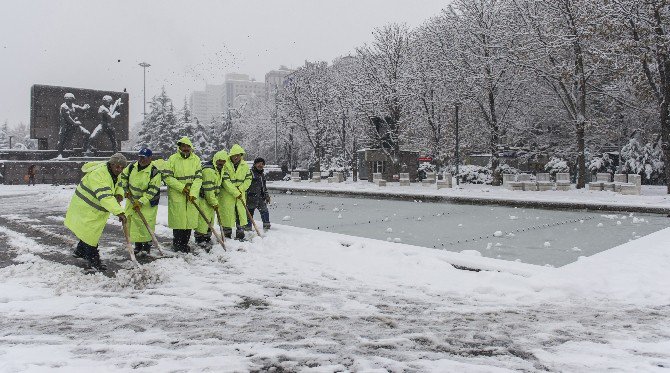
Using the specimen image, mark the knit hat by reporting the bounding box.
[109,152,128,166]
[254,157,265,165]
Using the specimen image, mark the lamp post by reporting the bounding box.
[274,84,279,164]
[8,136,14,150]
[138,62,151,121]
[454,102,461,185]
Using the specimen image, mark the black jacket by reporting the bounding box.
[247,167,267,201]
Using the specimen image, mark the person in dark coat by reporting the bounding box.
[27,164,36,186]
[246,157,271,231]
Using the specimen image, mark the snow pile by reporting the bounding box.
[0,185,669,371]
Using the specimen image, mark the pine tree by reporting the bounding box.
[137,87,179,156]
[0,121,9,149]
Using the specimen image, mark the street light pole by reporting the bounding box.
[274,84,279,163]
[138,62,151,122]
[8,136,14,150]
[454,102,461,186]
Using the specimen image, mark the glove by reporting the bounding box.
[132,200,142,211]
[212,205,218,210]
[188,195,196,202]
[118,213,127,224]
[236,194,243,200]
[125,191,131,198]
[115,194,123,203]
[182,186,190,195]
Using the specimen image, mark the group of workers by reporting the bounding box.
[64,136,271,271]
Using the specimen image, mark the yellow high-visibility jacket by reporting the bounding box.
[64,161,124,247]
[115,161,162,242]
[195,150,229,234]
[219,144,252,228]
[162,136,203,230]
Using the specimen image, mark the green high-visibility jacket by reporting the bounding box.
[162,136,203,230]
[64,161,124,247]
[196,150,229,234]
[115,161,162,243]
[219,144,252,228]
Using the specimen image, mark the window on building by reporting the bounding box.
[373,161,386,174]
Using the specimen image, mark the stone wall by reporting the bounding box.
[0,152,145,185]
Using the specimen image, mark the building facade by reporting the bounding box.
[264,66,293,100]
[189,72,269,123]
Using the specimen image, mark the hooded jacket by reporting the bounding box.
[115,160,161,242]
[162,136,203,229]
[64,161,124,246]
[219,144,252,228]
[195,150,229,235]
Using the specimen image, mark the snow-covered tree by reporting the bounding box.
[510,0,614,188]
[356,23,413,176]
[621,136,665,184]
[0,121,9,149]
[544,157,570,180]
[607,0,670,192]
[278,61,335,171]
[137,87,180,156]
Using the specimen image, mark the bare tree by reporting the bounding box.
[609,0,670,192]
[356,23,412,177]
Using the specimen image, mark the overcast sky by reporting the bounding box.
[0,0,449,127]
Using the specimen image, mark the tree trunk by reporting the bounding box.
[576,120,586,188]
[661,90,670,193]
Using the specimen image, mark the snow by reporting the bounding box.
[0,185,669,371]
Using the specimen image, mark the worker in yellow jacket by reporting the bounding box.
[161,137,202,252]
[194,150,228,251]
[115,148,161,257]
[65,153,128,271]
[219,144,252,240]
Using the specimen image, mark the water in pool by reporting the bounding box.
[267,192,669,267]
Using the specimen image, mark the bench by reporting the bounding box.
[373,172,387,187]
[437,172,452,189]
[555,173,571,191]
[422,171,436,187]
[399,172,410,187]
[536,173,553,191]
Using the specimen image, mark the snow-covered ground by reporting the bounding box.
[0,185,669,372]
[269,180,670,213]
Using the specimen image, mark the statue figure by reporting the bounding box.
[89,95,122,153]
[57,93,91,157]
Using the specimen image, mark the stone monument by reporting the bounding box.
[30,84,129,156]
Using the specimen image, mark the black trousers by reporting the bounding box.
[173,229,192,251]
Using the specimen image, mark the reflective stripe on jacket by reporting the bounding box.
[64,161,123,246]
[116,161,162,242]
[196,164,220,234]
[163,137,203,229]
[219,144,252,228]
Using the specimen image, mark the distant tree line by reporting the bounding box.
[137,0,669,191]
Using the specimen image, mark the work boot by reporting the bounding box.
[235,229,245,241]
[243,225,252,232]
[85,246,107,271]
[134,242,144,257]
[73,241,87,258]
[143,243,152,255]
[263,223,271,231]
[223,228,233,239]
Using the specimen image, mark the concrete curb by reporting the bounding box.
[268,184,670,215]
